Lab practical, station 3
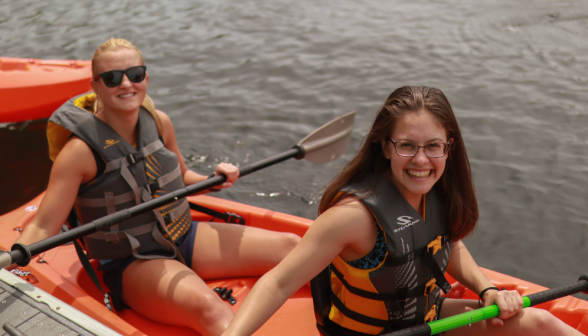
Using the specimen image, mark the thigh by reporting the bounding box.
[121,257,233,333]
[191,222,300,280]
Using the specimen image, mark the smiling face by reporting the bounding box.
[90,48,148,115]
[382,110,449,204]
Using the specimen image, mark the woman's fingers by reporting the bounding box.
[490,317,504,326]
[485,290,524,322]
[214,162,240,186]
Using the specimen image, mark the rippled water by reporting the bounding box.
[1,0,587,298]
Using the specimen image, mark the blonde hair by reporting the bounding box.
[92,38,163,135]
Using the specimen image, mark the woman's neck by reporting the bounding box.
[384,171,425,217]
[99,107,139,145]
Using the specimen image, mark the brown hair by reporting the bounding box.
[91,38,163,135]
[319,86,478,241]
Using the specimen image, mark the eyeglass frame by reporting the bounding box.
[386,137,454,158]
[93,65,147,88]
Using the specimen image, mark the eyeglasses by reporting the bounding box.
[94,65,147,88]
[387,137,453,158]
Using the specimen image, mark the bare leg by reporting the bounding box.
[121,258,234,336]
[441,299,582,336]
[119,222,300,336]
[190,222,301,279]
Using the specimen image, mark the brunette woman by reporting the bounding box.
[222,86,580,336]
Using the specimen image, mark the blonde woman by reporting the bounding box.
[13,38,300,336]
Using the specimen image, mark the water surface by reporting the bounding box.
[1,0,587,299]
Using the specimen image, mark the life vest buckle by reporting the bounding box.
[424,304,437,323]
[226,212,246,225]
[126,151,144,165]
[427,235,443,255]
[145,180,161,194]
[424,278,437,296]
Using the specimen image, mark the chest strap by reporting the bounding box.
[330,291,424,330]
[75,165,182,208]
[331,265,420,301]
[104,139,164,173]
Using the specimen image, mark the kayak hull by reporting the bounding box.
[0,57,92,123]
[1,193,587,335]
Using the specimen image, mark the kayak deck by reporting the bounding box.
[0,269,119,336]
[1,193,587,335]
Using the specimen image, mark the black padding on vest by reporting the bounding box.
[311,266,333,331]
[383,235,449,267]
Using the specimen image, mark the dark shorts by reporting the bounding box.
[100,221,199,311]
[434,297,447,334]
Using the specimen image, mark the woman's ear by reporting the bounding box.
[381,138,391,160]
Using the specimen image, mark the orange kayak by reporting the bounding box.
[0,57,92,123]
[1,192,587,335]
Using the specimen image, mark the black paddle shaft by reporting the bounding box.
[6,146,303,267]
[528,275,588,306]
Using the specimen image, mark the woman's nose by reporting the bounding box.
[411,147,429,165]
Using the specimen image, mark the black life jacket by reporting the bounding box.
[310,174,452,335]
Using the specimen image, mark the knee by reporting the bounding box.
[525,308,568,333]
[188,291,233,326]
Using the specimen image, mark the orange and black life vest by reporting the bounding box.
[311,174,453,335]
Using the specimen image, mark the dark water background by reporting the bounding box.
[1,0,587,300]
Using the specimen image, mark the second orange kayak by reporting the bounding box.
[0,57,92,123]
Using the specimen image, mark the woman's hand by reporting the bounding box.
[212,162,240,190]
[482,288,524,326]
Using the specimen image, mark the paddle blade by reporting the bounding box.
[297,111,355,164]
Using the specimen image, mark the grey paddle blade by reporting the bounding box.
[298,111,355,164]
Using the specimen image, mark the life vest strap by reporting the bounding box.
[144,165,182,194]
[87,221,155,240]
[331,264,425,301]
[104,139,164,173]
[330,290,425,331]
[330,291,390,327]
[422,252,451,294]
[76,191,134,207]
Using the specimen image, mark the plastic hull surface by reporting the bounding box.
[0,57,92,123]
[1,193,587,335]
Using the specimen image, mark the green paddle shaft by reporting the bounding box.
[385,275,588,336]
[427,297,530,335]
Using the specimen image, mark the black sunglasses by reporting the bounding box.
[94,65,147,88]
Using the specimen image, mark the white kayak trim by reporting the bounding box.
[0,269,122,336]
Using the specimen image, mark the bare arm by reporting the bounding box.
[222,200,376,336]
[13,137,95,248]
[156,110,239,192]
[446,241,523,324]
[446,241,493,294]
